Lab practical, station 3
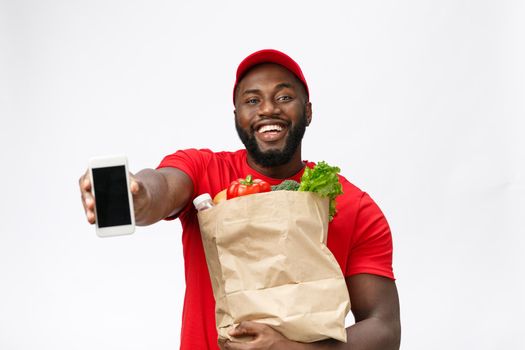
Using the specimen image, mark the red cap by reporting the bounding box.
[233,49,309,104]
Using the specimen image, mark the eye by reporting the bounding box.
[246,97,259,105]
[277,95,292,102]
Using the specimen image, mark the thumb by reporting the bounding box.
[130,175,140,195]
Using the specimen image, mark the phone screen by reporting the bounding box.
[92,165,132,227]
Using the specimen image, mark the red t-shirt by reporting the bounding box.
[157,149,394,350]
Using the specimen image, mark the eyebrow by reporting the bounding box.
[241,82,294,96]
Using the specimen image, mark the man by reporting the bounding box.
[79,49,401,350]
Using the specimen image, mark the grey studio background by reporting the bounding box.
[1,1,524,349]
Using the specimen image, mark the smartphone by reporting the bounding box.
[89,155,135,237]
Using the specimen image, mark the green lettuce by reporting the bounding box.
[298,161,343,221]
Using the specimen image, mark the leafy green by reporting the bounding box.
[298,161,343,221]
[271,180,300,191]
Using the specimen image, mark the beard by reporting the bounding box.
[235,114,308,168]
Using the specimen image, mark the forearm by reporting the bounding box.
[288,318,400,350]
[133,168,175,226]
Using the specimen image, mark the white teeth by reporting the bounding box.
[258,124,283,133]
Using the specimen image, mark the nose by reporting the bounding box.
[258,99,280,117]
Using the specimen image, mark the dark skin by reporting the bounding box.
[79,63,400,350]
[234,63,312,179]
[220,275,400,350]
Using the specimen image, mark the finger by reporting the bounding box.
[229,321,261,337]
[222,340,248,350]
[228,326,244,337]
[86,210,96,224]
[79,188,95,225]
[80,195,96,224]
[130,177,140,195]
[83,177,91,191]
[79,171,91,192]
[79,170,96,225]
[80,185,96,213]
[78,172,93,208]
[84,192,95,209]
[80,193,96,224]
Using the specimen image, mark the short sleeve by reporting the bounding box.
[346,193,395,280]
[156,148,212,219]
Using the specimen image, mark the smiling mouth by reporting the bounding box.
[257,124,284,133]
[254,123,288,143]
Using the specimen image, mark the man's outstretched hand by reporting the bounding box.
[78,169,145,225]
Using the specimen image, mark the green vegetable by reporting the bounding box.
[271,180,300,191]
[298,161,343,221]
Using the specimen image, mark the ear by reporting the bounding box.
[305,102,312,126]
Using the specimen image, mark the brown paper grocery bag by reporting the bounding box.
[197,191,350,343]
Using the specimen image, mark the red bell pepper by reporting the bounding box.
[226,175,271,199]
